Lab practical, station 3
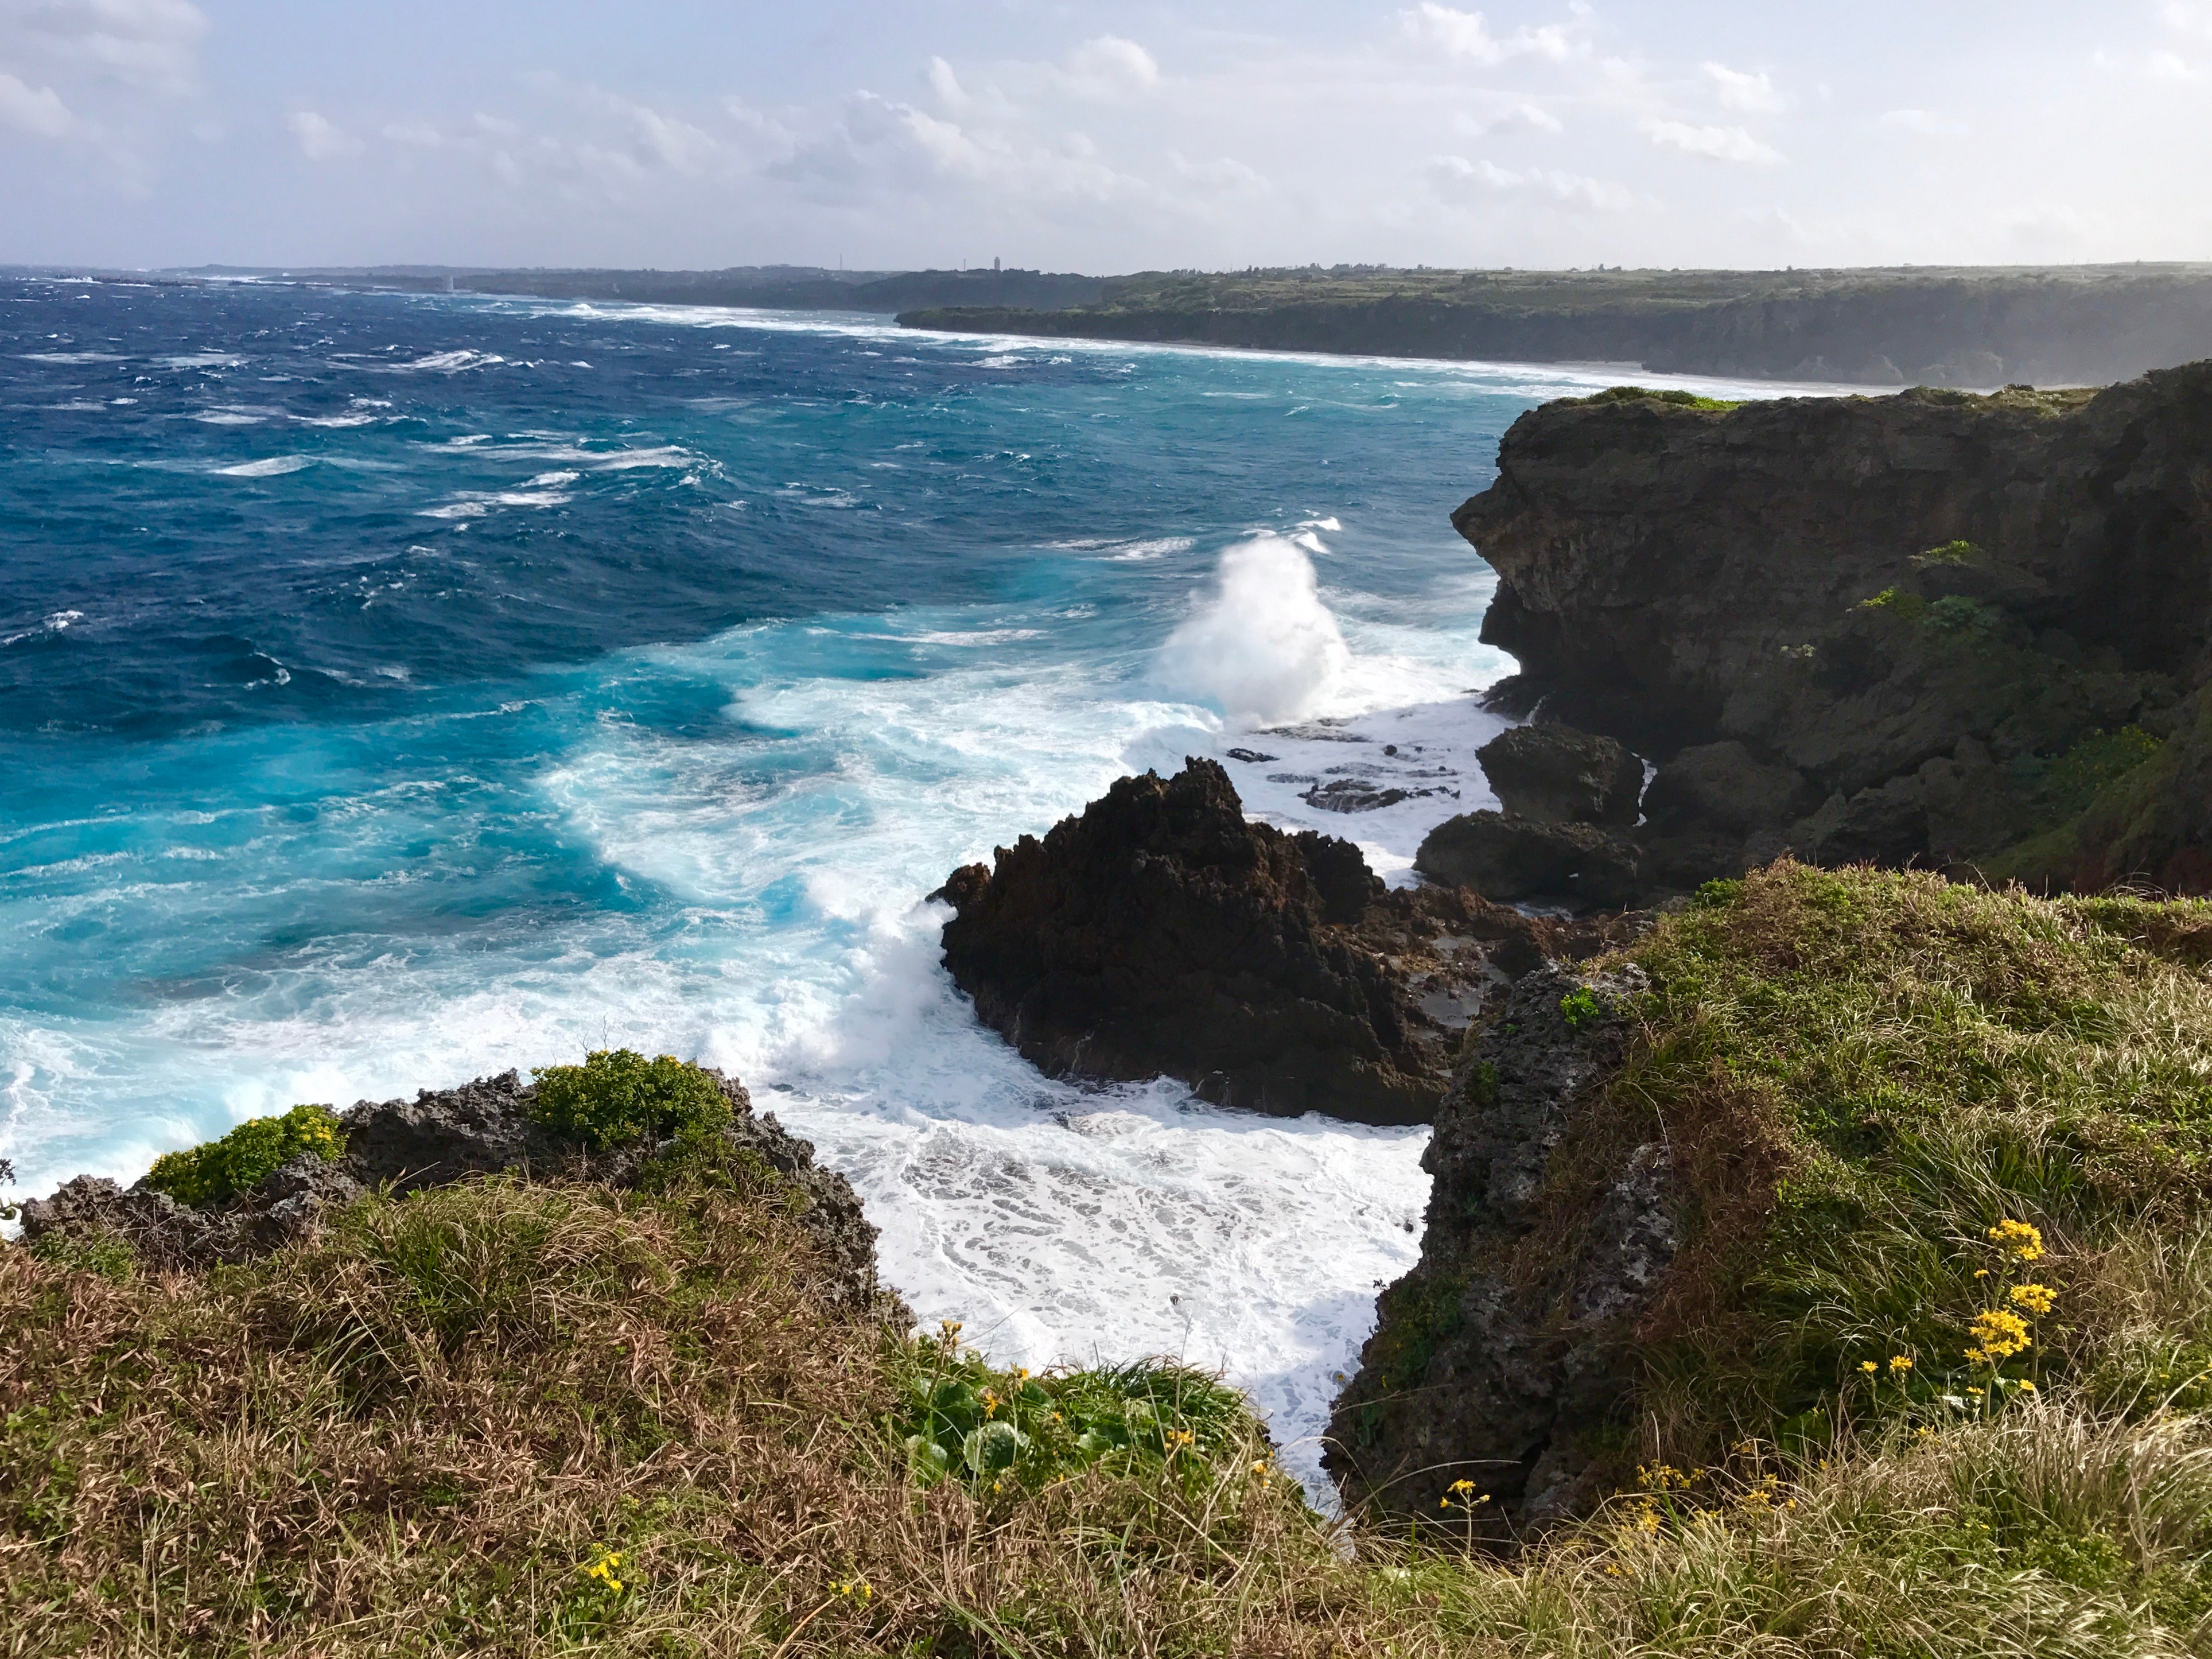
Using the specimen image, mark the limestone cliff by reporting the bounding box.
[1452,366,2212,893]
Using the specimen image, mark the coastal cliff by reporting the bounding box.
[1444,364,2212,897]
[901,263,2212,387]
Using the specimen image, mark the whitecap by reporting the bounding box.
[216,456,316,478]
[388,349,506,374]
[20,351,126,364]
[163,353,245,368]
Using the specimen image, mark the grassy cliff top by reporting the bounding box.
[9,871,2212,1654]
[1083,261,2210,307]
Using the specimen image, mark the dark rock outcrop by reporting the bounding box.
[1324,965,1665,1532]
[1414,812,1642,911]
[1475,724,1644,826]
[20,1069,892,1317]
[938,759,1638,1124]
[1454,368,2212,894]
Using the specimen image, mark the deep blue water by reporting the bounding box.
[0,274,1767,1486]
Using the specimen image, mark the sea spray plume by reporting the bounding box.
[1156,534,1350,724]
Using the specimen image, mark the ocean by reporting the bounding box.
[1,273,1768,1490]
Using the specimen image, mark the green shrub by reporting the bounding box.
[891,1327,1260,1497]
[143,1102,345,1207]
[528,1049,731,1151]
[2034,726,2163,823]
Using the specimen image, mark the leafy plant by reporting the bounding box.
[529,1050,732,1151]
[143,1102,345,1207]
[891,1324,1258,1497]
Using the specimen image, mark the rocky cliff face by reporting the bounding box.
[937,759,1636,1124]
[21,1068,893,1318]
[1455,367,2212,893]
[1324,965,1665,1530]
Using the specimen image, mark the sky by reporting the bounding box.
[2,0,2209,273]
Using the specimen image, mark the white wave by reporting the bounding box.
[296,414,379,428]
[164,352,246,368]
[191,410,266,426]
[216,455,316,477]
[20,351,126,364]
[388,349,507,374]
[417,487,574,519]
[1155,535,1352,724]
[1101,537,1195,562]
[47,401,106,411]
[1,610,84,648]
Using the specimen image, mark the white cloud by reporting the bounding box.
[1430,152,1633,211]
[1457,100,1564,136]
[1880,107,1967,136]
[381,119,442,147]
[2148,49,2197,79]
[926,55,969,110]
[1063,35,1157,98]
[0,66,74,135]
[6,0,207,93]
[1402,4,1578,65]
[1171,150,1266,196]
[1703,61,1781,112]
[287,109,360,160]
[2163,2,2212,38]
[1643,118,1782,164]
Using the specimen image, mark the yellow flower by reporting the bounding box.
[1973,1268,1989,1279]
[1987,1219,2044,1262]
[2008,1283,2057,1316]
[2019,1379,2037,1393]
[1888,1355,1914,1373]
[1859,1360,1878,1374]
[1966,1308,2031,1361]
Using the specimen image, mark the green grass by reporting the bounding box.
[1569,384,1745,411]
[1592,862,2212,1464]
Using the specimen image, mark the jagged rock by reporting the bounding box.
[1414,811,1642,910]
[1455,367,2212,890]
[937,759,1637,1124]
[19,1067,894,1319]
[1325,965,1666,1532]
[1475,724,1644,826]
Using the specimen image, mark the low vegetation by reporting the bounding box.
[141,1101,345,1206]
[8,868,2212,1654]
[530,1047,733,1149]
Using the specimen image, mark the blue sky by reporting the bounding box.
[3,1,2209,270]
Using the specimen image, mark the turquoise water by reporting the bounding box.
[1,274,1767,1485]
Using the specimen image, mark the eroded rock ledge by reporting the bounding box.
[21,1068,893,1318]
[936,758,1636,1124]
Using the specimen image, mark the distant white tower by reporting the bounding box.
[994,257,1001,272]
